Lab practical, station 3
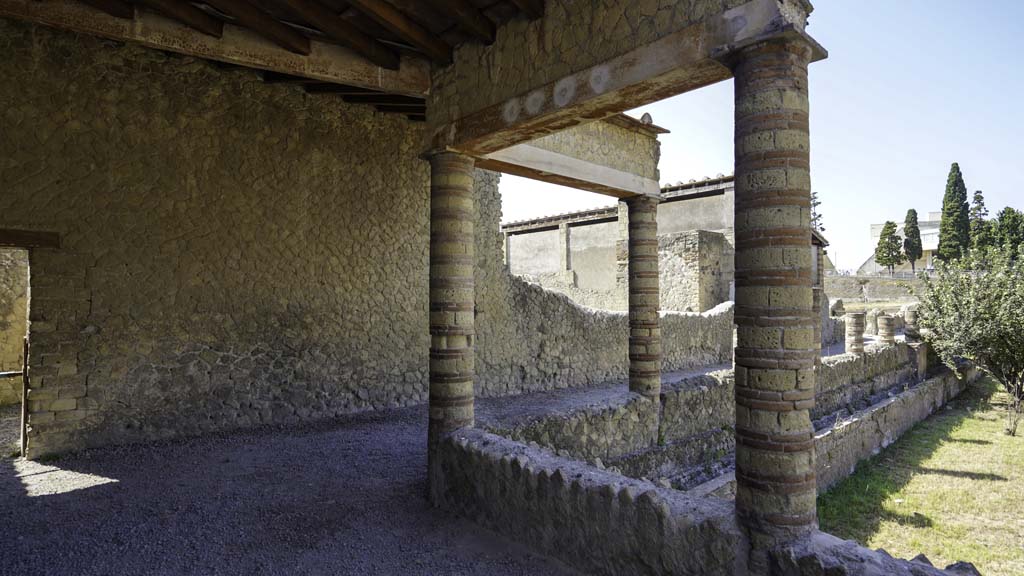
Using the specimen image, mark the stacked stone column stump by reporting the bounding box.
[845,312,866,356]
[877,315,896,347]
[730,35,819,560]
[625,195,661,400]
[428,152,477,475]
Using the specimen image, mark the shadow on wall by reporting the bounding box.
[817,378,996,545]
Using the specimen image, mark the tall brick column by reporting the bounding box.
[626,195,661,399]
[427,152,476,466]
[730,36,818,558]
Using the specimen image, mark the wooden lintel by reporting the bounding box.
[136,0,223,37]
[433,0,826,155]
[0,229,61,249]
[477,144,661,199]
[81,0,132,19]
[0,0,430,96]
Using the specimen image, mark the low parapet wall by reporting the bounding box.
[814,344,918,420]
[431,429,747,576]
[815,366,978,492]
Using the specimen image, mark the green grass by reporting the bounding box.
[819,377,1024,575]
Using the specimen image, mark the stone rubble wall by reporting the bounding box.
[0,248,29,404]
[432,428,746,576]
[0,20,735,457]
[814,344,917,420]
[815,366,979,493]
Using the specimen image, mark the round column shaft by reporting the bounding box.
[428,152,476,455]
[731,36,818,555]
[877,315,896,346]
[626,195,661,399]
[846,312,866,356]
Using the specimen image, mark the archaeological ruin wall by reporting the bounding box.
[0,19,732,457]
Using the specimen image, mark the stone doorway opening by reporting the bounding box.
[0,247,29,457]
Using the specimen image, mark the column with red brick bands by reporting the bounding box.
[428,152,476,463]
[730,36,818,557]
[626,195,661,399]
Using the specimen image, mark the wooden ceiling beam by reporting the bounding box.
[343,94,423,105]
[304,83,380,94]
[82,0,134,18]
[431,0,493,43]
[508,0,542,20]
[344,0,450,63]
[278,0,400,70]
[203,0,311,54]
[135,0,224,37]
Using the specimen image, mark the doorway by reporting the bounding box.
[0,247,29,457]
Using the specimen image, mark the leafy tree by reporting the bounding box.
[994,207,1024,255]
[811,191,825,233]
[969,190,996,250]
[903,209,923,273]
[937,162,970,261]
[917,248,1024,435]
[874,220,904,275]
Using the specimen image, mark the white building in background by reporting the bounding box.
[857,211,941,275]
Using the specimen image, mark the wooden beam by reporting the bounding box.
[136,0,224,37]
[344,0,450,63]
[278,0,400,70]
[0,229,61,249]
[374,104,426,113]
[304,82,379,94]
[203,0,311,54]
[431,0,493,43]
[342,94,423,105]
[477,144,660,199]
[508,0,542,20]
[432,0,825,154]
[0,0,430,96]
[82,0,133,19]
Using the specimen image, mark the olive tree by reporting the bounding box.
[917,248,1024,435]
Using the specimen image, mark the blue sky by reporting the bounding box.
[499,0,1024,271]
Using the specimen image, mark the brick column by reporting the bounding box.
[626,195,661,399]
[427,152,476,466]
[731,37,817,556]
[904,309,920,342]
[845,312,866,356]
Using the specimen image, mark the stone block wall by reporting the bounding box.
[825,275,922,302]
[0,248,28,404]
[814,344,917,419]
[0,20,737,457]
[659,230,726,312]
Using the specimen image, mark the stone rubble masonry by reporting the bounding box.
[428,152,477,462]
[731,35,818,549]
[0,19,738,457]
[814,344,917,420]
[626,195,662,399]
[0,248,29,405]
[432,428,747,576]
[845,313,866,356]
[824,275,922,303]
[815,366,979,492]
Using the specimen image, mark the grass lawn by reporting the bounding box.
[819,377,1024,575]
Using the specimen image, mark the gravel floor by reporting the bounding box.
[0,406,580,576]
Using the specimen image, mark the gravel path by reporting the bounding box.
[0,406,580,576]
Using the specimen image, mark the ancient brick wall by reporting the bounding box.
[0,248,28,404]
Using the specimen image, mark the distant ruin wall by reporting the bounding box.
[0,248,28,404]
[825,275,922,302]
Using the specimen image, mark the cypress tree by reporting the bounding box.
[903,209,923,273]
[970,190,996,250]
[875,220,905,275]
[937,162,970,261]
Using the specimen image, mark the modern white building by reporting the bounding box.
[857,211,941,274]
